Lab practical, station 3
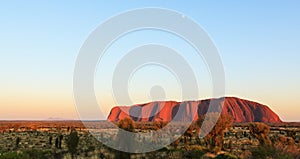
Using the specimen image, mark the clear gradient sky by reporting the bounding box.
[0,1,299,121]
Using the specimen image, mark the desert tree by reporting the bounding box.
[249,122,271,146]
[116,117,136,159]
[66,129,79,158]
[58,134,63,149]
[153,121,167,130]
[274,135,299,157]
[183,122,198,145]
[196,113,233,151]
[251,135,299,159]
[15,137,20,149]
[49,136,53,145]
[117,117,136,132]
[55,137,59,148]
[172,139,179,149]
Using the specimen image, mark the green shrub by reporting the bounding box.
[183,150,206,159]
[22,149,48,159]
[0,150,47,159]
[215,153,239,159]
[251,145,294,159]
[0,152,26,159]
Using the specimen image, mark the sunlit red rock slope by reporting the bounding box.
[107,97,282,123]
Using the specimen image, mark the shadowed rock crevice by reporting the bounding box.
[129,106,142,121]
[149,103,159,122]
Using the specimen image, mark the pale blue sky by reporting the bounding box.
[0,1,299,121]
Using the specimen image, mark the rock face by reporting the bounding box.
[107,97,282,123]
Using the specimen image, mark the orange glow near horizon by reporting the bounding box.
[1,90,299,122]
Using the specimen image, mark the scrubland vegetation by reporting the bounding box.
[0,117,299,159]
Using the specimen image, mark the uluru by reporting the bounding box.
[107,97,282,123]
